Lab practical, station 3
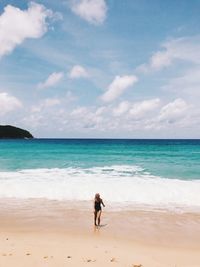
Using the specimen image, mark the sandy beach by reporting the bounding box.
[0,198,200,267]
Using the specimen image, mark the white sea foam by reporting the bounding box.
[0,165,200,212]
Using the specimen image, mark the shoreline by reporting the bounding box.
[0,198,200,266]
[1,198,200,245]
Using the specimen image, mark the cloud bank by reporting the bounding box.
[158,98,188,123]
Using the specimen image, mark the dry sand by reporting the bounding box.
[0,198,200,267]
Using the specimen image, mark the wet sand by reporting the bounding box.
[0,198,200,267]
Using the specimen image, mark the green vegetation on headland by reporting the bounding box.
[0,125,33,139]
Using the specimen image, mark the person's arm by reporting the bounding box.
[101,199,105,207]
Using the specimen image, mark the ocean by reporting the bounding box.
[0,139,200,212]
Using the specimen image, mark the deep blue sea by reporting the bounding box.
[0,139,200,211]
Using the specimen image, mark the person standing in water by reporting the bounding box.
[94,193,105,226]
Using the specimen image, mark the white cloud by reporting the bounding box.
[113,101,130,116]
[144,98,191,131]
[0,2,53,58]
[43,98,60,107]
[129,98,160,119]
[71,106,88,116]
[163,68,200,99]
[70,106,103,129]
[140,36,200,72]
[23,95,77,131]
[101,75,138,103]
[95,106,106,116]
[69,65,89,79]
[0,92,22,115]
[158,98,188,122]
[31,97,60,113]
[168,69,200,86]
[70,0,107,25]
[38,72,64,89]
[149,50,172,70]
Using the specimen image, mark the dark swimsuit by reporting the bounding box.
[94,200,102,211]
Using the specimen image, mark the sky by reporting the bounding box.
[0,0,200,138]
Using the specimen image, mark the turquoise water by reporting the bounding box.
[0,139,199,180]
[0,139,200,209]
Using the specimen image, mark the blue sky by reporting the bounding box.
[0,0,200,138]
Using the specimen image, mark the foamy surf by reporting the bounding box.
[0,165,200,212]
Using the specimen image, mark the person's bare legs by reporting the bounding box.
[97,210,102,226]
[94,211,98,226]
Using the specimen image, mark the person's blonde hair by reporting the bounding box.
[95,193,100,201]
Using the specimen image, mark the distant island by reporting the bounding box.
[0,125,33,139]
